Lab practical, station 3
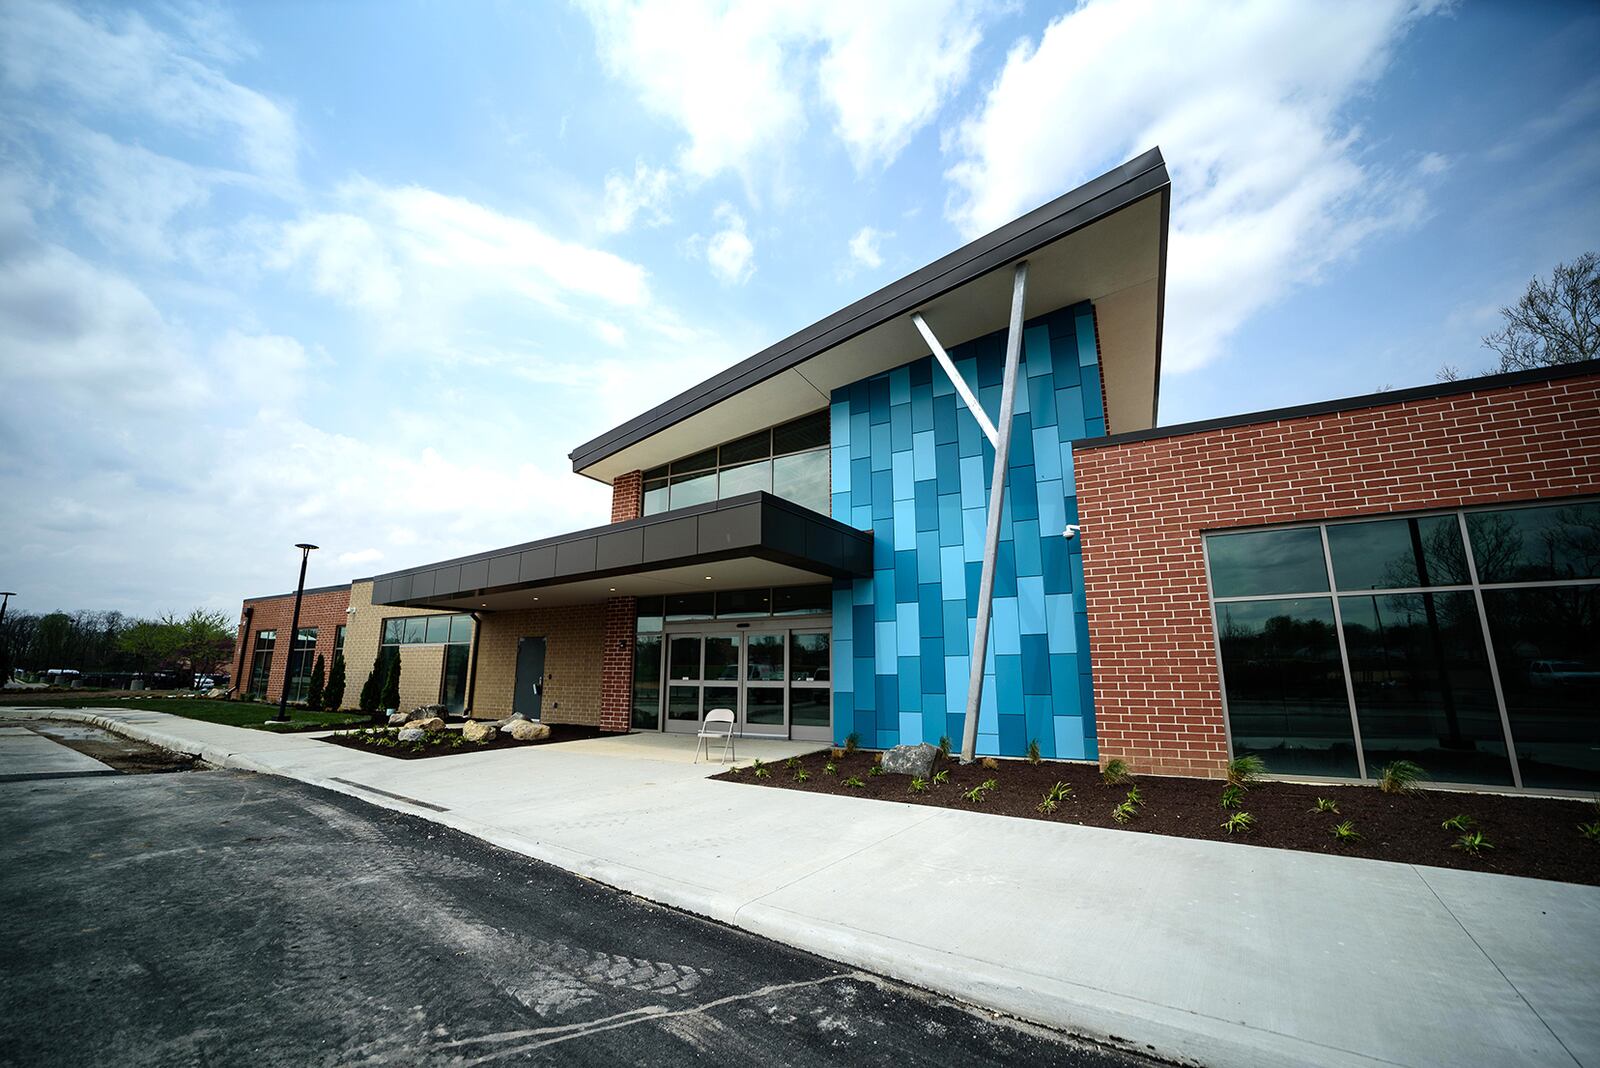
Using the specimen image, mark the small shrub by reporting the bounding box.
[1221,811,1255,835]
[823,761,838,775]
[932,769,950,786]
[1125,785,1143,808]
[1311,797,1339,813]
[937,735,951,761]
[1111,800,1137,824]
[1378,759,1426,795]
[1440,814,1475,832]
[1026,738,1041,765]
[1578,820,1600,842]
[844,732,861,753]
[793,768,810,783]
[1101,758,1130,785]
[752,760,770,780]
[1226,754,1266,789]
[1330,820,1361,843]
[785,756,800,771]
[831,748,846,759]
[867,765,883,777]
[843,776,866,789]
[963,778,998,804]
[1453,831,1492,856]
[1037,781,1071,814]
[1220,785,1244,810]
[908,777,929,794]
[980,756,999,770]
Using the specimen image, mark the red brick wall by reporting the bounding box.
[232,585,352,704]
[611,471,642,523]
[1074,372,1600,779]
[600,596,636,732]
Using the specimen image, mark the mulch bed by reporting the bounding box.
[321,723,603,760]
[712,750,1600,886]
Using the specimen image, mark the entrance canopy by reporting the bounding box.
[370,492,871,611]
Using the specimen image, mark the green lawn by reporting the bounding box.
[0,695,369,732]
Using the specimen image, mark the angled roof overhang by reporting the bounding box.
[570,148,1170,484]
[370,492,871,612]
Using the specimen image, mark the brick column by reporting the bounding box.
[611,471,642,522]
[599,596,636,732]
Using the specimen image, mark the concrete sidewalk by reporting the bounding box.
[0,723,115,782]
[6,706,1596,1068]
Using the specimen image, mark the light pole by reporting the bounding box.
[274,545,318,722]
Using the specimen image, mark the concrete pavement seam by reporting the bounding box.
[1409,865,1582,1068]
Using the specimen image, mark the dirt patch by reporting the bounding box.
[28,721,205,774]
[713,750,1600,886]
[321,723,604,760]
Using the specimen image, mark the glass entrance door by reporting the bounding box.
[653,625,831,739]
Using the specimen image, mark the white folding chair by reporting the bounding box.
[694,708,736,764]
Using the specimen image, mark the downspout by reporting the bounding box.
[463,611,483,718]
[233,605,253,697]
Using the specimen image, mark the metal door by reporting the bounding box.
[513,637,546,719]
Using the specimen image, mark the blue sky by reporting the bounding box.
[1,0,1596,618]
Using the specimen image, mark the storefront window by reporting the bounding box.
[640,411,830,517]
[1207,501,1600,791]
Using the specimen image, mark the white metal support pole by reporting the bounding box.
[912,313,999,448]
[959,261,1027,764]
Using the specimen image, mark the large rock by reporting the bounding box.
[397,727,425,742]
[462,720,497,743]
[408,704,446,720]
[880,742,938,778]
[386,712,410,727]
[508,720,550,742]
[407,716,445,732]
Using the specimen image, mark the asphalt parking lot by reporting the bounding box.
[0,736,1159,1067]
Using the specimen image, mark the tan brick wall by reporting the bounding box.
[472,603,607,724]
[1074,371,1600,779]
[343,579,464,711]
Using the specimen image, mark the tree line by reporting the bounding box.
[0,608,236,684]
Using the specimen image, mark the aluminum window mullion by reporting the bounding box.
[1200,535,1238,763]
[1458,510,1524,790]
[1319,524,1368,781]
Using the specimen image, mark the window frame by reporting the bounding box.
[640,411,830,517]
[1202,497,1600,793]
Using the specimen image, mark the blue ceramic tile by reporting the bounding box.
[1027,375,1057,427]
[1020,633,1051,695]
[920,637,943,691]
[1013,521,1042,577]
[1045,593,1077,654]
[891,402,912,451]
[1010,467,1038,523]
[850,411,871,459]
[872,518,895,568]
[873,571,895,621]
[896,601,920,656]
[1009,414,1034,466]
[996,655,1022,714]
[875,621,897,672]
[944,657,968,712]
[871,471,893,518]
[1075,313,1098,366]
[1032,427,1061,480]
[999,714,1026,756]
[994,540,1017,599]
[1026,694,1055,757]
[853,660,876,708]
[1023,325,1052,377]
[1081,365,1104,419]
[869,376,890,418]
[898,659,919,711]
[933,392,958,444]
[916,530,941,583]
[1037,480,1066,536]
[852,605,874,651]
[1017,575,1046,633]
[962,509,986,562]
[833,640,853,691]
[992,597,1020,655]
[942,600,968,655]
[870,423,892,469]
[911,385,933,433]
[1055,387,1086,439]
[912,430,936,481]
[889,366,910,405]
[831,447,851,493]
[894,550,918,602]
[1050,655,1080,715]
[959,455,985,509]
[935,442,961,494]
[1054,716,1086,760]
[937,493,962,547]
[914,478,938,531]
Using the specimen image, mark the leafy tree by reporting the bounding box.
[118,617,182,672]
[176,609,235,678]
[324,654,347,711]
[359,654,383,714]
[1441,252,1599,380]
[306,654,326,711]
[380,654,401,711]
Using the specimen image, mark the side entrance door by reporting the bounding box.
[513,637,546,720]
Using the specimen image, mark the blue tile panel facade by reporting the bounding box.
[829,301,1104,758]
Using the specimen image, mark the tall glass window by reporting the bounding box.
[378,613,476,713]
[248,630,276,698]
[285,627,318,703]
[640,411,830,517]
[1206,500,1600,791]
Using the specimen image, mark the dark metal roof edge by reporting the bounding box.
[241,582,351,605]
[369,492,869,583]
[569,147,1171,476]
[1074,359,1600,451]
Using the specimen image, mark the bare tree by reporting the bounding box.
[1438,252,1598,382]
[1483,251,1600,371]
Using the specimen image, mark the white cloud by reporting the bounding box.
[576,0,989,181]
[704,203,755,285]
[598,161,674,234]
[0,0,298,184]
[337,548,384,566]
[848,226,888,270]
[946,0,1442,372]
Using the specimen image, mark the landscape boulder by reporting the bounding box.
[880,742,938,779]
[407,716,445,732]
[397,727,425,743]
[408,704,447,720]
[508,720,550,742]
[386,712,410,727]
[462,720,497,743]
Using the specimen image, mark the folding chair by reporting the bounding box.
[693,707,736,764]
